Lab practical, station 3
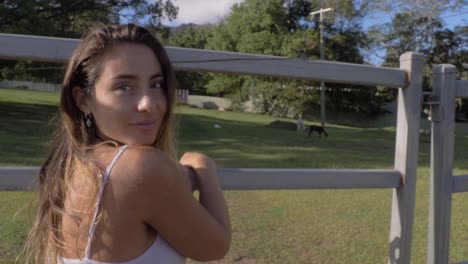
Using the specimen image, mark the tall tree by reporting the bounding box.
[367,0,467,65]
[204,0,384,116]
[0,0,178,37]
[0,0,178,83]
[366,0,467,102]
[285,0,313,31]
[426,26,468,79]
[206,0,294,112]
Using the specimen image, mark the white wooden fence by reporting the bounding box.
[0,80,62,92]
[427,64,468,264]
[0,33,423,264]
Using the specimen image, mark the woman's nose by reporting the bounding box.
[137,93,154,112]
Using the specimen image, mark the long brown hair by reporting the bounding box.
[22,24,177,263]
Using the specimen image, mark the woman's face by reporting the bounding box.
[82,43,167,146]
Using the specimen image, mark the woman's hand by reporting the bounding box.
[180,152,216,170]
[180,152,217,184]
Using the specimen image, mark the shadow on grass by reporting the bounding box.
[3,100,468,171]
[176,113,401,169]
[0,101,58,165]
[175,112,468,171]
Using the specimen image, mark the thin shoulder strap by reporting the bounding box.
[84,145,128,260]
[103,145,128,181]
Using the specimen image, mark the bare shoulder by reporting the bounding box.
[104,145,186,222]
[123,146,174,173]
[110,146,179,191]
[108,145,188,200]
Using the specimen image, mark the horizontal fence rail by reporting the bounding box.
[455,80,468,98]
[220,169,402,190]
[0,167,402,191]
[168,47,408,88]
[0,33,408,88]
[452,175,468,193]
[0,167,40,190]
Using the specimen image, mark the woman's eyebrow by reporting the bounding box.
[112,73,163,80]
[151,73,164,79]
[112,74,138,80]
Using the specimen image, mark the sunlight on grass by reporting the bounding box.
[2,88,468,263]
[0,191,34,263]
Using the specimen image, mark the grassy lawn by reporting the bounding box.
[1,88,468,263]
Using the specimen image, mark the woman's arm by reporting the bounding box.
[121,146,231,261]
[180,152,231,256]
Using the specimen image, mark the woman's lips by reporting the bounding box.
[129,121,156,131]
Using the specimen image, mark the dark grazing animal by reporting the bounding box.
[308,125,328,138]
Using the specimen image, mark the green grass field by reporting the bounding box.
[1,88,468,263]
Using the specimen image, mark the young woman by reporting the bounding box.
[23,24,231,264]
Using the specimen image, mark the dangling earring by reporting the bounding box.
[85,113,92,128]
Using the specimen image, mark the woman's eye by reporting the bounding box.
[151,80,163,89]
[117,83,131,92]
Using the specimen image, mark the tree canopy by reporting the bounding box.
[197,0,382,116]
[0,0,178,82]
[2,0,467,119]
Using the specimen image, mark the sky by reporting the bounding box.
[163,0,244,25]
[164,0,467,28]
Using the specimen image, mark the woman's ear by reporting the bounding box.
[72,86,91,113]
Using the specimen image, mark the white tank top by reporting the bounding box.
[58,145,186,264]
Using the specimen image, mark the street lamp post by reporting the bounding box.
[310,7,333,128]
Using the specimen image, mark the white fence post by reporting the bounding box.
[388,52,424,264]
[426,64,457,264]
